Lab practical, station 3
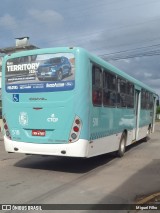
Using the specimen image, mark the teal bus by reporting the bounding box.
[2,47,157,158]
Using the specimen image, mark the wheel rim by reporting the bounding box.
[120,138,125,153]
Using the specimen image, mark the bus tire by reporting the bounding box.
[117,132,126,157]
[144,124,151,142]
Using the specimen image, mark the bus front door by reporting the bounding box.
[133,90,141,141]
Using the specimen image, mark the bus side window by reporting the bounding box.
[92,65,102,106]
[103,71,116,107]
[126,82,134,108]
[141,89,153,110]
[117,78,127,107]
[149,93,154,109]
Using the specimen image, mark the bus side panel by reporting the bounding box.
[89,106,135,157]
[88,60,135,157]
[72,50,90,141]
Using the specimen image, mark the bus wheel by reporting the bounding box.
[117,132,126,157]
[144,125,151,142]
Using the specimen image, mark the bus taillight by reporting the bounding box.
[3,118,6,124]
[73,126,79,132]
[4,124,8,130]
[3,117,11,139]
[69,116,82,143]
[75,119,80,125]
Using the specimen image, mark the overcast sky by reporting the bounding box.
[0,0,160,96]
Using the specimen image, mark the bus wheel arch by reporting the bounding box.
[117,130,127,157]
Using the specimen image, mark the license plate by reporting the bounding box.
[32,130,46,136]
[41,72,45,76]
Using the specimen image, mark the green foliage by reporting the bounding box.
[156,106,160,114]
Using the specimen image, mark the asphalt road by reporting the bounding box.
[0,123,160,213]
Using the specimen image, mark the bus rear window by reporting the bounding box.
[5,53,75,93]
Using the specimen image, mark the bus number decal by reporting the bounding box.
[12,129,20,136]
[93,118,99,127]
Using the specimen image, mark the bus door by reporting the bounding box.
[151,96,157,133]
[133,89,141,141]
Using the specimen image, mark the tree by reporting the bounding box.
[156,106,160,114]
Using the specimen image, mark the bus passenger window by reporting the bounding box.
[126,82,134,108]
[117,78,127,107]
[149,93,154,109]
[103,71,116,107]
[141,89,149,109]
[92,65,102,106]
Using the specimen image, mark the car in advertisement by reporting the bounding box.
[36,56,72,81]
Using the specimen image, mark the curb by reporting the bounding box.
[136,192,160,204]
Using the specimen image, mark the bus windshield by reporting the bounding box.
[5,53,75,93]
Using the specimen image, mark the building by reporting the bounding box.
[0,36,39,87]
[0,36,38,70]
[0,37,39,125]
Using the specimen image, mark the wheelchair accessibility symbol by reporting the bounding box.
[13,94,19,102]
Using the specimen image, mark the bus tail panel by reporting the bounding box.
[3,106,73,144]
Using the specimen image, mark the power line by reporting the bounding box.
[105,51,160,61]
[98,43,160,61]
[98,43,160,57]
